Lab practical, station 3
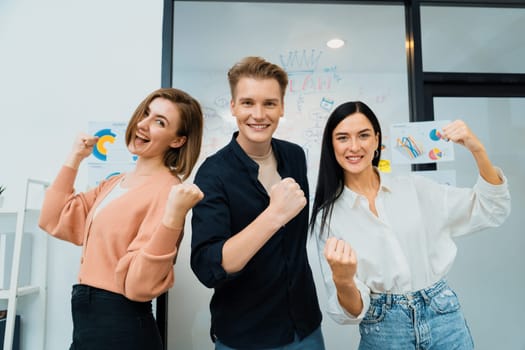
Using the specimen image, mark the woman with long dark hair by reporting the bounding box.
[310,101,510,349]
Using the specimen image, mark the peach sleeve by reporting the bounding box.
[38,166,99,245]
[115,224,181,301]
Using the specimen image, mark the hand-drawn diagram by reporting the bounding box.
[189,48,410,187]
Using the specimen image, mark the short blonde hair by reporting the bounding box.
[227,56,288,101]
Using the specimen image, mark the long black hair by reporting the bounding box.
[309,101,382,236]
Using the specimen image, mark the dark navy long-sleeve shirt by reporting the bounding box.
[191,132,322,349]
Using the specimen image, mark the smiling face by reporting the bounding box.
[332,112,379,178]
[230,77,284,155]
[127,97,186,160]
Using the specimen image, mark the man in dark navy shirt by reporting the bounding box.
[191,56,324,350]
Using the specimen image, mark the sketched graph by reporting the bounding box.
[396,136,424,160]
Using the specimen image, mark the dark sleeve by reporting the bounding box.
[190,160,234,288]
[298,147,309,202]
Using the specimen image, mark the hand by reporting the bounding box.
[441,120,485,153]
[168,183,204,212]
[324,237,358,286]
[65,133,98,169]
[268,177,307,227]
[73,133,98,160]
[163,183,204,229]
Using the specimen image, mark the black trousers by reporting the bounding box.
[69,284,163,350]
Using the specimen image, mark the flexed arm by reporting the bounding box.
[324,237,363,317]
[65,133,99,169]
[221,177,307,274]
[116,183,204,301]
[441,120,502,185]
[146,183,204,256]
[39,133,100,244]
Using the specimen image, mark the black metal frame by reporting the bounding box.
[407,0,525,171]
[157,1,525,348]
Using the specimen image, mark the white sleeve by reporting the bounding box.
[315,222,370,325]
[413,167,511,238]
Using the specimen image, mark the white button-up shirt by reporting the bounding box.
[315,168,511,324]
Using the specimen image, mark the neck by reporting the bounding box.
[133,157,167,176]
[247,146,273,160]
[345,167,380,197]
[236,136,272,157]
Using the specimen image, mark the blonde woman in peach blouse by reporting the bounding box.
[39,88,204,350]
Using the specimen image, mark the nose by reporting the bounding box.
[137,116,149,129]
[252,104,264,120]
[349,137,360,152]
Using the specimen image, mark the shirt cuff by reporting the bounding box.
[476,167,508,193]
[327,278,369,325]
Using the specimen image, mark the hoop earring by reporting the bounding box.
[374,149,379,158]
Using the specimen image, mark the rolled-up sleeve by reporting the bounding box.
[190,162,234,288]
[316,226,369,325]
[421,167,511,238]
[115,225,178,301]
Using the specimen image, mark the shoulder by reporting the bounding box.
[196,147,230,175]
[98,173,124,189]
[272,138,306,159]
[273,138,303,151]
[193,145,237,188]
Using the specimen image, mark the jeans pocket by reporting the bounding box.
[429,287,461,314]
[361,303,386,324]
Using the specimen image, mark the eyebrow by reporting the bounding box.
[156,115,170,124]
[237,97,280,103]
[146,110,170,124]
[334,128,372,136]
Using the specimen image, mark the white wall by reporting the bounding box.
[0,0,163,348]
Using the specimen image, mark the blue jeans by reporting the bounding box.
[69,284,162,350]
[215,326,325,350]
[359,279,474,350]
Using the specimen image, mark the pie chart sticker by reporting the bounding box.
[428,147,443,160]
[92,129,116,161]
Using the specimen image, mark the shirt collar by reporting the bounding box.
[229,131,284,173]
[341,167,392,207]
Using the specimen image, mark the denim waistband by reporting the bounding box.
[370,279,448,306]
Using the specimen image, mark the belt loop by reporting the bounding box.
[420,289,430,305]
[386,293,392,307]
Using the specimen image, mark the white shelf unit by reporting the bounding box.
[1,179,49,350]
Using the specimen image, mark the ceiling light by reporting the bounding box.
[326,38,345,49]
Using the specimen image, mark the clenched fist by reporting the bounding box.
[268,177,307,227]
[441,120,485,153]
[65,133,99,169]
[163,183,204,229]
[324,237,358,286]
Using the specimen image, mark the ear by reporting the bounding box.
[230,99,235,116]
[170,136,187,149]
